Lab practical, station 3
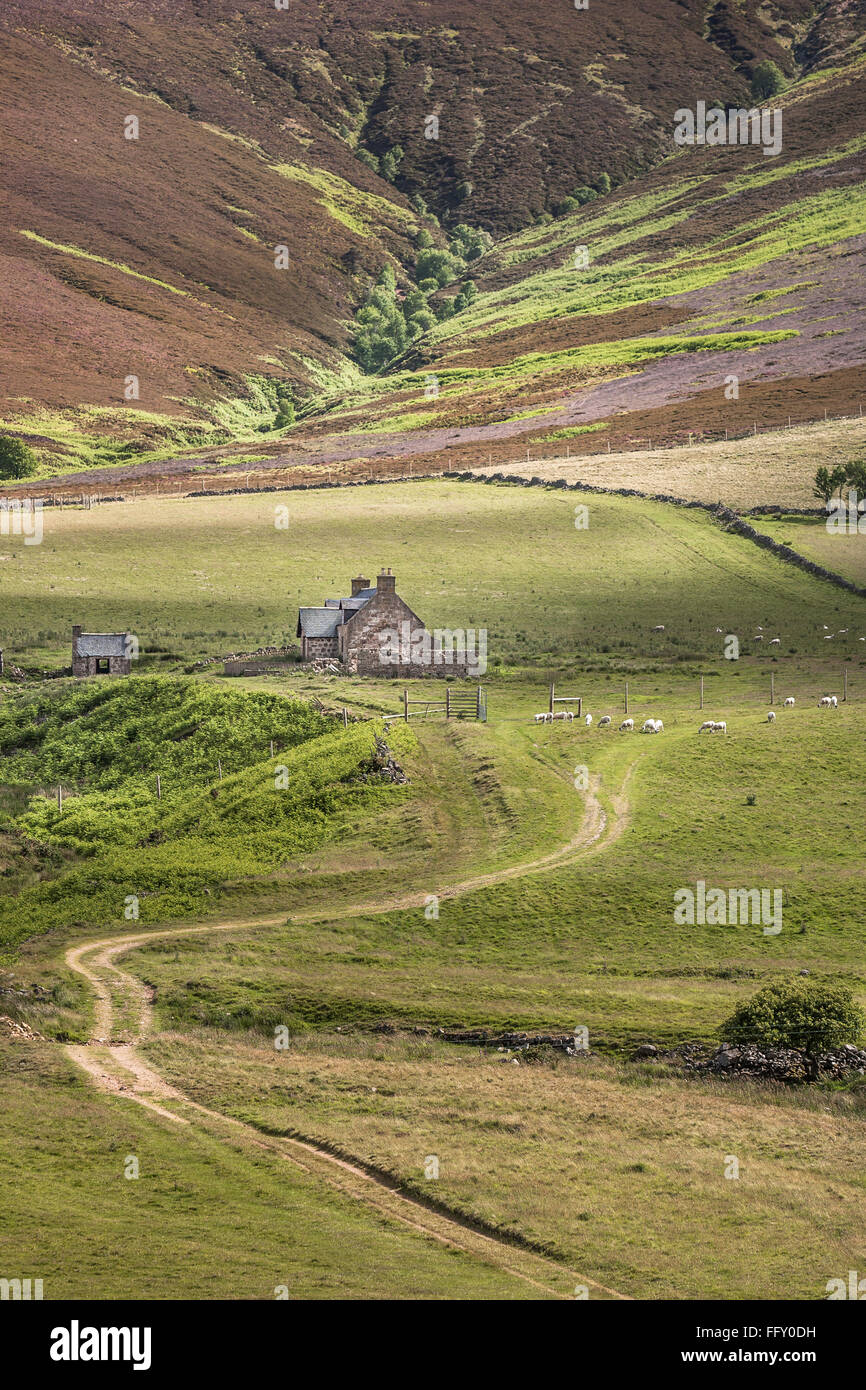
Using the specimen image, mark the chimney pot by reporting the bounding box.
[377,568,396,594]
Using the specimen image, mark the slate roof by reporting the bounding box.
[76,633,130,658]
[297,607,342,639]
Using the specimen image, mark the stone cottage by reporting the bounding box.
[297,570,431,674]
[72,625,134,678]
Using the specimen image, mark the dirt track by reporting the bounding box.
[63,767,636,1301]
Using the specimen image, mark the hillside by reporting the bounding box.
[1,1,865,481]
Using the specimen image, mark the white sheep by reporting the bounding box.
[831,695,838,707]
[818,696,833,707]
[652,624,665,632]
[654,719,664,733]
[770,637,780,645]
[598,715,612,727]
[784,697,795,707]
[699,720,715,733]
[714,720,727,733]
[640,719,656,734]
[585,713,592,726]
[767,711,776,722]
[619,718,634,732]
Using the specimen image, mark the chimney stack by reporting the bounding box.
[351,575,370,596]
[377,567,395,595]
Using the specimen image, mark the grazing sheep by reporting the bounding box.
[652,625,665,632]
[585,713,593,726]
[552,709,574,722]
[598,715,612,727]
[818,696,833,707]
[619,718,634,732]
[654,720,664,733]
[831,695,838,707]
[770,637,781,645]
[699,721,716,733]
[784,697,795,707]
[714,720,727,733]
[753,634,764,642]
[767,711,776,722]
[641,719,656,733]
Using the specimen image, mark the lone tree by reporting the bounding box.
[722,977,864,1078]
[0,435,37,480]
[813,465,835,506]
[750,60,786,101]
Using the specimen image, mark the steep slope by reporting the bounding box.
[1,0,864,480]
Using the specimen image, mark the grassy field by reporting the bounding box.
[3,478,866,669]
[0,1037,541,1300]
[141,1031,866,1300]
[474,416,866,511]
[753,511,866,588]
[2,476,865,1300]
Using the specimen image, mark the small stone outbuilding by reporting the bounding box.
[72,625,133,678]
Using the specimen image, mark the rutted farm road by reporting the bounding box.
[63,767,637,1301]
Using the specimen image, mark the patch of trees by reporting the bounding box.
[0,436,37,480]
[553,171,613,217]
[750,60,787,101]
[814,457,866,507]
[351,223,492,373]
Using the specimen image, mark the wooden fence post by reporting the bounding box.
[700,676,704,710]
[156,774,161,800]
[403,689,409,723]
[625,682,629,715]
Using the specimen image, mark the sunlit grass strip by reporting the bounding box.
[19,231,189,296]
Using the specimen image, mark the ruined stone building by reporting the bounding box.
[72,626,133,677]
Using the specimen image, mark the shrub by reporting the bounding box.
[416,247,458,287]
[380,144,404,182]
[722,977,864,1059]
[751,60,786,101]
[274,387,295,429]
[0,436,37,480]
[595,172,611,195]
[448,223,493,262]
[555,196,579,216]
[572,186,598,205]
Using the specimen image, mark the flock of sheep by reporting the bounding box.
[534,693,841,735]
